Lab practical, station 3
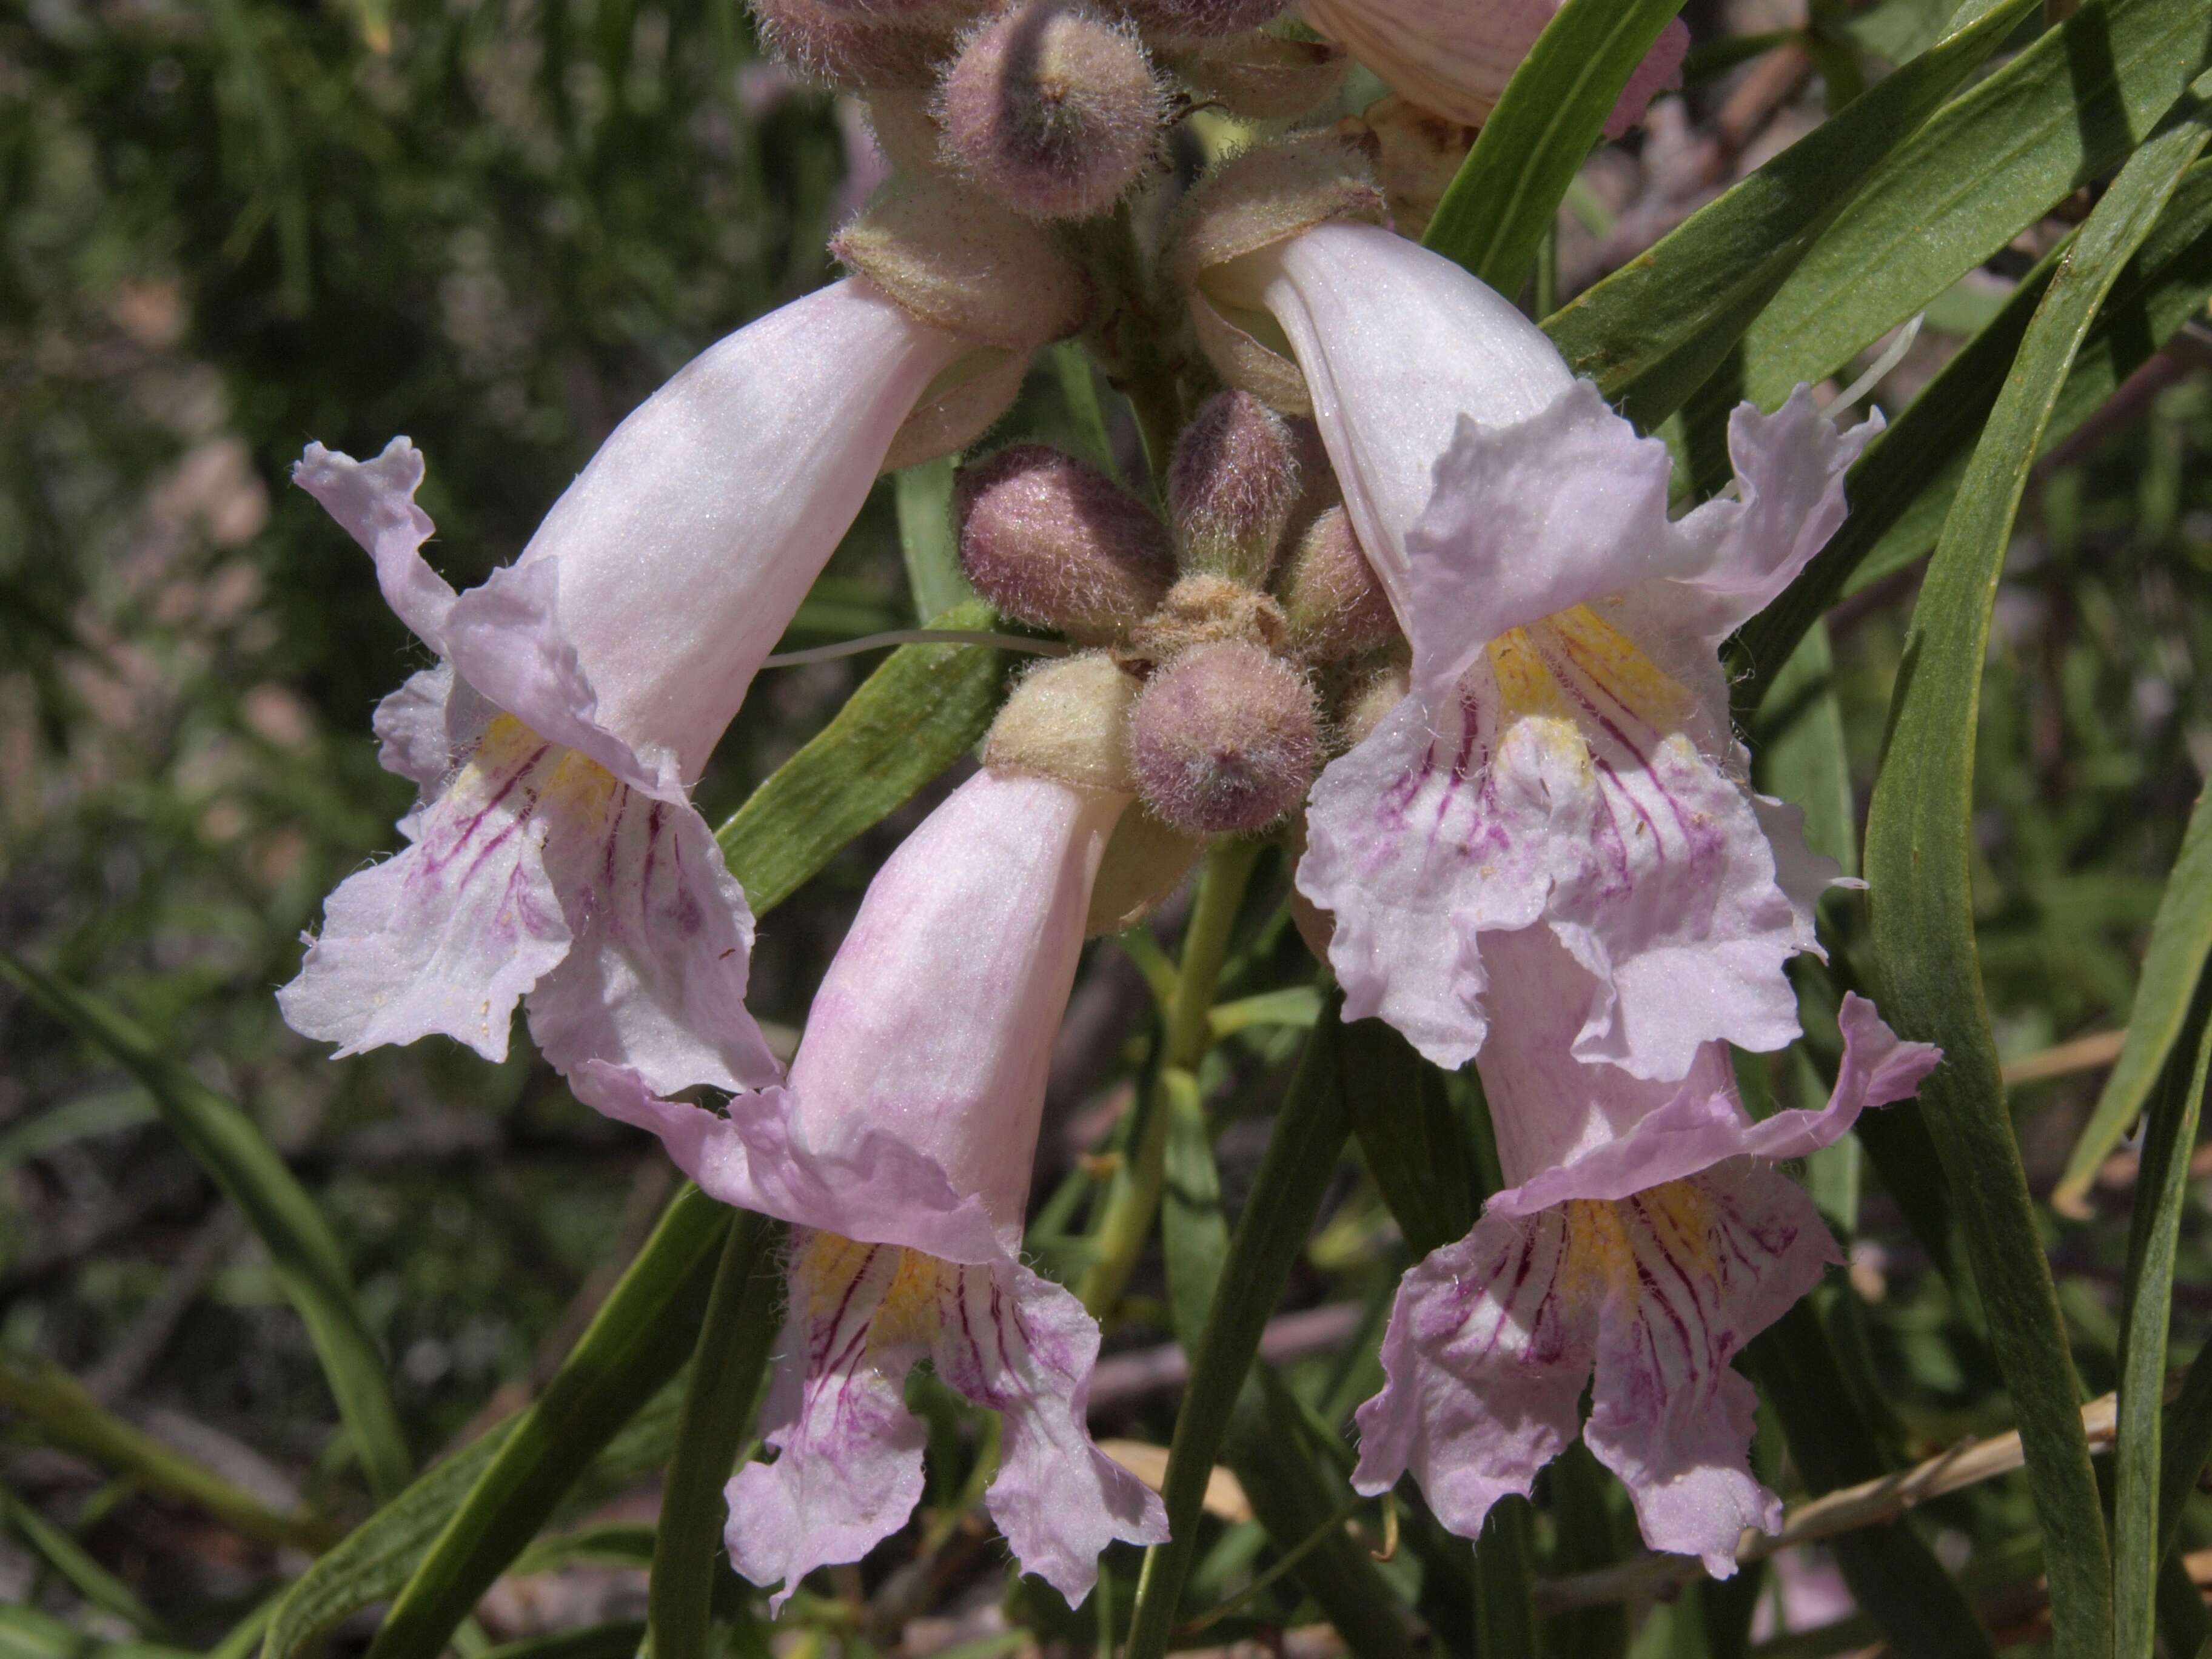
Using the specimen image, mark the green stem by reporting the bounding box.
[1078,839,1263,1317]
[1068,207,1186,492]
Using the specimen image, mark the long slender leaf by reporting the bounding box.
[2162,1335,2212,1558]
[1862,89,2212,1659]
[716,598,1005,913]
[2054,779,2212,1206]
[1422,0,1686,297]
[647,1210,785,1659]
[894,461,975,624]
[1736,156,2212,705]
[1543,1447,1627,1659]
[1544,0,2039,419]
[477,1623,646,1659]
[1340,1018,1478,1261]
[1161,1069,1230,1349]
[1124,996,1353,1659]
[360,1187,732,1659]
[1731,0,2212,410]
[2113,983,2212,1656]
[0,1478,169,1637]
[0,952,412,1503]
[1473,1498,1538,1659]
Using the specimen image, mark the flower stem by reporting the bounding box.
[1078,837,1262,1318]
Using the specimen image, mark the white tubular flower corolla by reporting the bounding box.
[1215,221,1878,1076]
[281,277,984,1096]
[1298,0,1687,137]
[585,765,1168,1607]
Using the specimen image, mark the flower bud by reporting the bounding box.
[1338,96,1477,242]
[1167,389,1300,585]
[1164,136,1387,413]
[1130,640,1319,835]
[1124,572,1286,662]
[885,349,1029,469]
[833,178,1093,349]
[957,444,1175,642]
[752,0,955,88]
[1339,657,1409,748]
[1086,804,1204,934]
[1162,33,1347,121]
[1279,506,1398,662]
[984,651,1142,793]
[1115,0,1289,36]
[936,1,1167,221]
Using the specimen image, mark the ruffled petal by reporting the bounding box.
[526,789,781,1095]
[278,716,571,1062]
[726,1236,932,1612]
[1484,992,1941,1217]
[371,665,472,793]
[1351,1207,1595,1538]
[293,438,455,651]
[1584,1166,1838,1575]
[932,1262,1169,1603]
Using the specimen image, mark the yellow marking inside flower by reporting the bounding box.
[1563,1199,1636,1298]
[1533,605,1695,732]
[452,713,623,826]
[1563,1179,1716,1301]
[793,1231,950,1353]
[544,745,622,821]
[1487,627,1570,723]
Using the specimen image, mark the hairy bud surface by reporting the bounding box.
[752,0,955,87]
[957,444,1175,642]
[1130,640,1319,834]
[834,179,1092,349]
[984,651,1142,794]
[1168,390,1301,585]
[1280,506,1399,662]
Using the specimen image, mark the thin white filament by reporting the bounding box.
[1829,312,1925,412]
[760,629,1074,668]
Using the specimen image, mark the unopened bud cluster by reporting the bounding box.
[968,382,1403,929]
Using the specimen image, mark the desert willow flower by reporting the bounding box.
[1352,971,1939,1572]
[1299,0,1687,135]
[585,656,1167,1606]
[281,186,1085,1101]
[1175,201,1879,1076]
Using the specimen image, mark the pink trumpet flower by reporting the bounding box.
[280,280,977,1096]
[1352,973,1940,1572]
[1298,0,1687,137]
[586,767,1169,1607]
[1222,221,1879,1075]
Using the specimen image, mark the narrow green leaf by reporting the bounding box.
[0,1478,169,1638]
[716,600,1005,914]
[1544,0,2038,418]
[1473,1498,1538,1659]
[478,1623,646,1659]
[0,1356,331,1555]
[1161,1070,1230,1349]
[1863,90,2212,1659]
[2114,985,2212,1656]
[1341,1017,1479,1261]
[261,1428,515,1659]
[1124,997,1353,1659]
[1751,622,1857,879]
[1736,155,2212,705]
[361,1187,732,1659]
[1732,0,2212,410]
[2159,1333,2212,1558]
[1744,1302,1997,1659]
[511,1521,657,1577]
[1052,342,1122,482]
[1422,0,1686,297]
[0,952,412,1504]
[0,1606,192,1659]
[2054,779,2212,1206]
[895,461,976,624]
[648,1210,785,1659]
[1543,1446,1627,1659]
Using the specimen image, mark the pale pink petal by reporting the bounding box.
[933,1262,1169,1602]
[727,1239,931,1611]
[1247,223,1573,615]
[526,790,781,1095]
[1299,0,1683,136]
[1585,1166,1840,1575]
[277,720,571,1063]
[1484,991,1942,1218]
[371,665,495,795]
[293,438,454,651]
[1351,1207,1595,1537]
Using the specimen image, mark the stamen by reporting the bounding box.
[1828,312,1924,412]
[760,629,1075,668]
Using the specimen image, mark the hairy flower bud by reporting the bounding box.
[834,178,1093,349]
[1165,136,1387,414]
[1279,506,1399,662]
[1168,390,1301,585]
[1115,0,1289,36]
[1087,804,1204,934]
[936,1,1167,221]
[1125,572,1286,661]
[1339,96,1478,243]
[1339,657,1409,748]
[752,0,956,88]
[984,651,1142,793]
[957,444,1175,642]
[1162,33,1347,121]
[884,350,1029,468]
[1130,640,1319,834]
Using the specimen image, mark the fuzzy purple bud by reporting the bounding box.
[1130,640,1320,835]
[1161,33,1347,120]
[751,0,955,88]
[936,1,1167,221]
[1115,0,1289,35]
[956,444,1176,643]
[1280,506,1398,662]
[1167,389,1301,585]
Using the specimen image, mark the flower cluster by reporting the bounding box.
[283,0,1931,1614]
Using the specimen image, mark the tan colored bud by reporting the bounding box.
[1085,804,1205,934]
[1339,657,1409,749]
[1279,506,1399,662]
[1124,573,1287,662]
[834,178,1093,350]
[984,651,1142,794]
[957,444,1176,643]
[883,350,1030,469]
[1337,96,1478,243]
[1162,33,1347,121]
[1130,640,1321,835]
